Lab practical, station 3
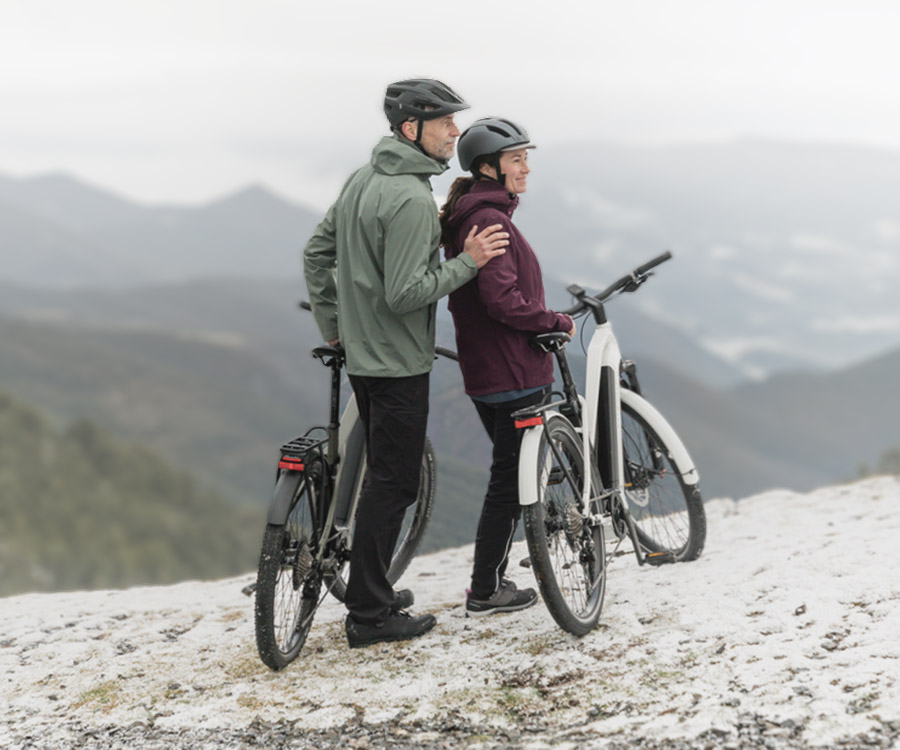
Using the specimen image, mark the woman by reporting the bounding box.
[440,117,576,617]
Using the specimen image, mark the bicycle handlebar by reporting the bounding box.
[435,346,459,362]
[635,250,672,277]
[559,251,673,317]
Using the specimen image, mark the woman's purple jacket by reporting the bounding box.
[443,180,571,397]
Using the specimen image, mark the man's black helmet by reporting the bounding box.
[384,79,469,127]
[457,117,535,171]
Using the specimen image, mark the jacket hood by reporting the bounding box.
[446,179,518,232]
[371,135,450,177]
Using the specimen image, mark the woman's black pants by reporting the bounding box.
[469,388,547,600]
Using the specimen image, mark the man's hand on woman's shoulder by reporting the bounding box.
[463,224,509,269]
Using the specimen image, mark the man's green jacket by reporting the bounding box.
[304,135,477,377]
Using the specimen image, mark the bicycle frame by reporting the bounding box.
[517,297,700,567]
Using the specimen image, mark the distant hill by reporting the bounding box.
[5,140,900,378]
[0,172,321,286]
[2,282,899,510]
[0,314,317,506]
[435,138,900,376]
[0,312,491,561]
[0,391,260,597]
[734,345,900,480]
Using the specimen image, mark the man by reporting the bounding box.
[304,79,508,648]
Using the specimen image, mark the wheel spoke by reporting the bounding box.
[524,417,605,636]
[620,402,706,561]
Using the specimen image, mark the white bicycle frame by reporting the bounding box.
[518,320,699,510]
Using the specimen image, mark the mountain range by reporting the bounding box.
[2,143,899,580]
[4,138,900,379]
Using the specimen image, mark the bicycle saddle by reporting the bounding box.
[530,332,571,353]
[312,345,345,367]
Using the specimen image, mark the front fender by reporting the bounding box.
[620,389,699,485]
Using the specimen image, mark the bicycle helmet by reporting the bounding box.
[457,117,535,172]
[384,79,470,127]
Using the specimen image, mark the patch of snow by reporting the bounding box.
[2,477,899,747]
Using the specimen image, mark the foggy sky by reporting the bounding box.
[2,0,900,209]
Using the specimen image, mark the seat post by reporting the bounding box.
[327,358,342,463]
[555,348,582,426]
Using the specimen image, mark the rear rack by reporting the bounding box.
[278,435,327,471]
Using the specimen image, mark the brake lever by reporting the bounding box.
[622,272,652,293]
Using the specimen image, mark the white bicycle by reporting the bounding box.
[514,252,707,636]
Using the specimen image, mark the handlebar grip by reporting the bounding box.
[635,251,672,276]
[298,300,312,311]
[435,346,459,362]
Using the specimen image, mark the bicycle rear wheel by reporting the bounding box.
[621,402,706,561]
[523,416,605,636]
[255,473,323,670]
[328,437,436,602]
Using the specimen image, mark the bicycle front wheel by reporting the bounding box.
[523,416,605,636]
[621,401,706,561]
[329,437,436,602]
[255,474,322,670]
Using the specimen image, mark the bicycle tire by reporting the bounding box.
[523,416,605,636]
[328,437,436,602]
[621,401,706,561]
[255,473,323,670]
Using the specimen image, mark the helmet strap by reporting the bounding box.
[474,155,506,188]
[407,118,440,160]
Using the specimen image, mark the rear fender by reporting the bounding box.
[518,410,563,506]
[266,470,305,525]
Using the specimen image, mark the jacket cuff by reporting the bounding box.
[459,254,477,270]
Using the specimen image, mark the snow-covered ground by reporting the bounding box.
[2,477,899,749]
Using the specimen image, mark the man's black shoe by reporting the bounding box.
[391,589,414,611]
[345,610,436,649]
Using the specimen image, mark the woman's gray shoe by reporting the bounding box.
[465,578,538,617]
[345,610,436,648]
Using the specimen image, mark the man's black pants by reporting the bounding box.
[469,388,547,599]
[345,372,429,625]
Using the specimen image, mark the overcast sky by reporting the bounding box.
[2,0,900,209]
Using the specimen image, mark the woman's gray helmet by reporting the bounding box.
[457,117,536,172]
[384,79,469,127]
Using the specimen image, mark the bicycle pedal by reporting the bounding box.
[644,551,677,566]
[519,556,532,569]
[241,582,257,597]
